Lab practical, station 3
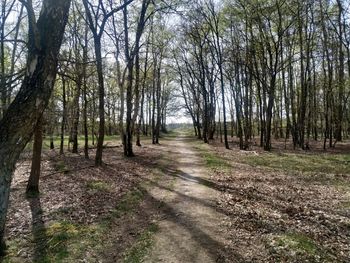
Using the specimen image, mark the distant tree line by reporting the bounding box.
[175,0,350,151]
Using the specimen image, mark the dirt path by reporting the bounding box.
[143,135,230,263]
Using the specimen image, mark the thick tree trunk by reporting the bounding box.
[0,0,70,252]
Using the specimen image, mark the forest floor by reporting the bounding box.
[1,131,350,262]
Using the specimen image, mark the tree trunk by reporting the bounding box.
[335,0,344,141]
[0,0,71,252]
[26,116,43,194]
[94,39,105,165]
[83,25,89,159]
[60,77,66,155]
[70,80,80,153]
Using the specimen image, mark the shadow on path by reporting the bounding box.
[141,187,244,262]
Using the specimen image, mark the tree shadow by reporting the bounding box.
[153,161,221,189]
[143,177,227,213]
[27,194,48,262]
[139,187,244,262]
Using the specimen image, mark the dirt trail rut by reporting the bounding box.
[143,135,230,263]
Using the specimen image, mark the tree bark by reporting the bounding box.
[60,76,67,155]
[0,0,71,252]
[26,116,43,194]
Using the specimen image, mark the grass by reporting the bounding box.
[38,220,116,263]
[25,135,117,151]
[159,128,195,141]
[106,188,146,220]
[201,150,231,170]
[2,186,149,262]
[275,232,318,255]
[123,224,159,263]
[1,221,96,263]
[115,188,145,213]
[192,142,231,171]
[0,239,26,263]
[270,232,335,261]
[86,180,111,192]
[166,128,194,137]
[240,152,350,175]
[41,221,80,262]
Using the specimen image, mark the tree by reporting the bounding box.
[83,0,134,165]
[0,0,71,252]
[203,0,229,149]
[26,116,43,195]
[122,0,151,156]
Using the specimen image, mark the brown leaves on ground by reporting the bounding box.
[203,138,350,262]
[5,142,161,262]
[3,135,350,262]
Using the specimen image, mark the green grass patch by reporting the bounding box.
[240,152,350,175]
[36,188,148,262]
[166,128,193,137]
[269,232,335,261]
[193,143,231,170]
[116,188,145,213]
[202,151,231,170]
[42,221,79,261]
[102,188,146,223]
[86,180,111,192]
[123,224,159,263]
[33,221,108,262]
[161,128,195,140]
[275,232,318,255]
[0,239,25,263]
[3,186,150,262]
